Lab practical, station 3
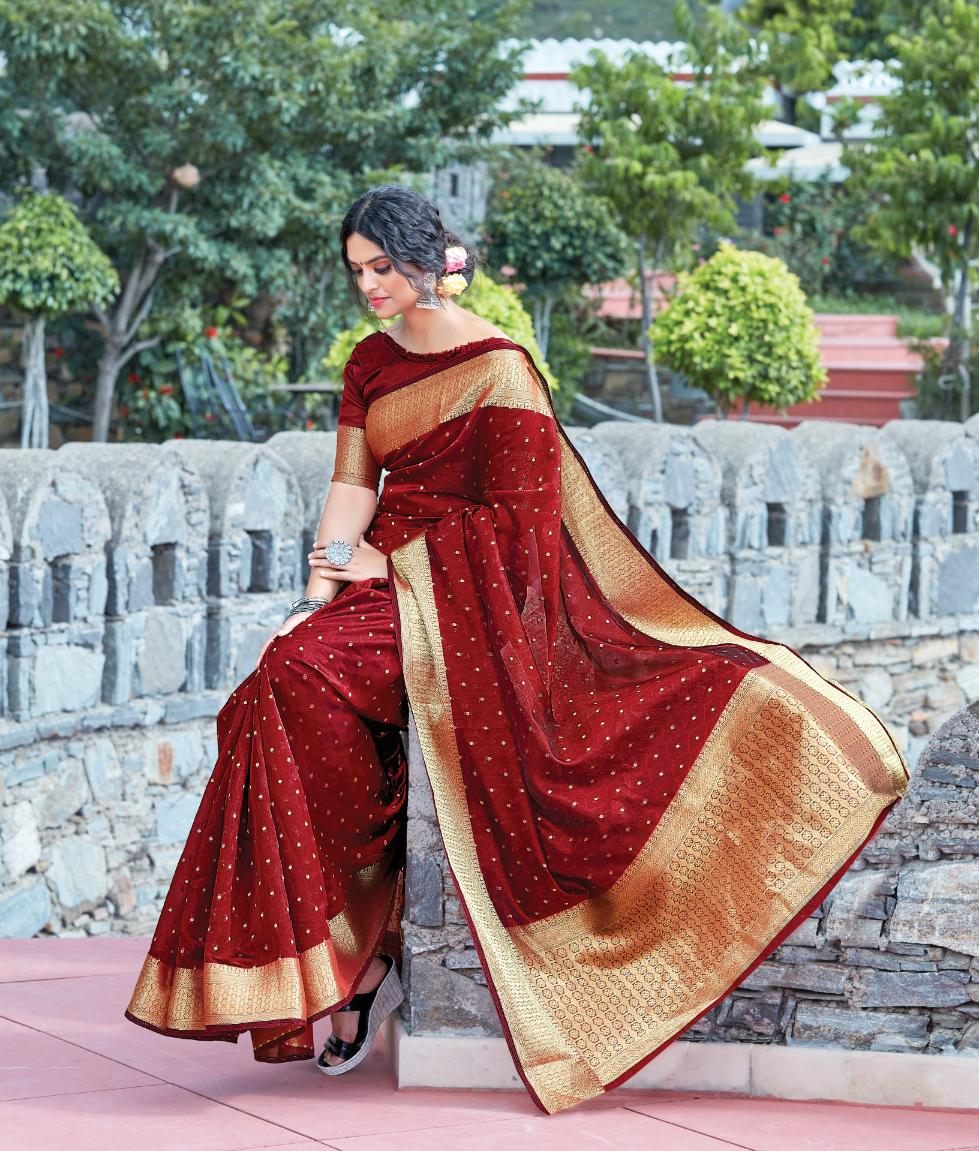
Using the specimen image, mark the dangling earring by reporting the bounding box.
[415,271,443,310]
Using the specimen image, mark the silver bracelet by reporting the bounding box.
[286,596,330,619]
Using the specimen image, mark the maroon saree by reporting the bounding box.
[127,329,908,1114]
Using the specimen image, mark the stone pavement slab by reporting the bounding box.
[323,1107,732,1151]
[1,1082,320,1150]
[628,1096,979,1151]
[0,1016,155,1101]
[0,936,150,983]
[0,940,977,1151]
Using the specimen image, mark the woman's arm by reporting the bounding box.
[304,480,380,601]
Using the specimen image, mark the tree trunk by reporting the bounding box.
[954,217,973,422]
[21,316,49,450]
[939,218,975,424]
[90,242,167,441]
[93,342,124,442]
[637,236,664,423]
[532,296,553,362]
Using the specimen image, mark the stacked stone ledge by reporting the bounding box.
[0,418,978,1065]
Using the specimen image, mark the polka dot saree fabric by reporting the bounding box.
[126,331,908,1114]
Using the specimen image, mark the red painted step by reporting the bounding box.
[725,313,932,428]
[824,368,921,393]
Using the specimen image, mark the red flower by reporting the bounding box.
[779,193,791,203]
[205,326,219,339]
[172,434,184,440]
[821,256,831,265]
[305,419,315,430]
[118,403,129,419]
[128,372,140,384]
[160,384,174,395]
[53,346,65,359]
[773,226,786,236]
[949,224,958,237]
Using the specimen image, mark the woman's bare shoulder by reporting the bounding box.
[455,312,512,343]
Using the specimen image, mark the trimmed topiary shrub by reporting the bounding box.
[0,192,118,447]
[650,241,826,417]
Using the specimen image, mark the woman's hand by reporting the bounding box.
[254,609,315,669]
[308,533,389,583]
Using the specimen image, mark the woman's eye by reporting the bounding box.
[375,265,392,275]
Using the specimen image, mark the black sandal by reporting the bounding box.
[316,955,404,1076]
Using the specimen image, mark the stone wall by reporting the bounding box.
[2,417,979,1060]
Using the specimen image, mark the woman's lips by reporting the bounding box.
[369,296,387,305]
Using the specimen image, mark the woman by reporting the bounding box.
[126,184,909,1114]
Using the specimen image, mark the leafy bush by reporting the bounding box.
[119,301,293,442]
[749,175,897,296]
[323,270,558,391]
[483,149,629,361]
[651,241,827,415]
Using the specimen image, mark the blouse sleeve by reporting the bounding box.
[331,347,381,492]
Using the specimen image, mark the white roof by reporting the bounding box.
[504,37,686,73]
[755,120,820,148]
[492,113,821,151]
[745,141,848,182]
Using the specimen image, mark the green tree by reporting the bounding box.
[483,151,629,360]
[0,193,118,447]
[844,0,979,420]
[731,1,923,122]
[0,0,529,440]
[651,241,826,418]
[571,1,767,421]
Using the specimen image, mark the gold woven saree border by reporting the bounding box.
[332,424,381,490]
[390,531,606,1110]
[126,859,394,1034]
[365,348,551,462]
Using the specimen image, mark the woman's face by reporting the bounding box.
[345,231,430,319]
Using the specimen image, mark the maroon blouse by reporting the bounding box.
[330,329,524,491]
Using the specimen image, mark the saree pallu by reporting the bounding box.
[359,332,908,1113]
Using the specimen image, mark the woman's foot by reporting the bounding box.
[321,956,389,1068]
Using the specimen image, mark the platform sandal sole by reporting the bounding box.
[317,961,405,1077]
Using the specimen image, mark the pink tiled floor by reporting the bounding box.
[1,940,976,1151]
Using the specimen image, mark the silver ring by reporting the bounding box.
[324,538,353,565]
